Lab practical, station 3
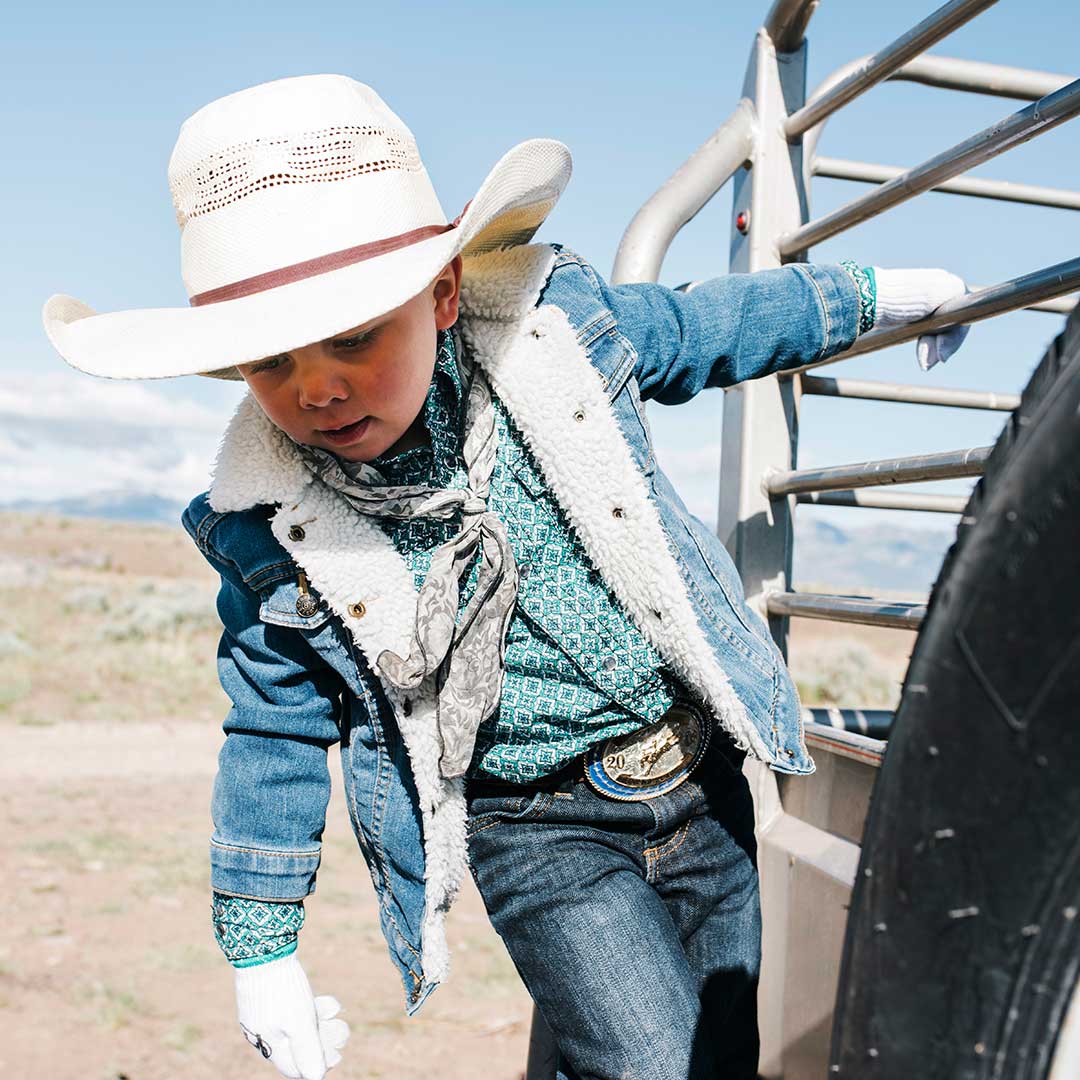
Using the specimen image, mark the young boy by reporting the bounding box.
[43,74,969,1080]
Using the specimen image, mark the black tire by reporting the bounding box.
[829,303,1080,1079]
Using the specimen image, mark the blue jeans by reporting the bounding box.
[465,735,760,1080]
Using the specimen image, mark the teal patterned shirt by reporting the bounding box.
[210,263,878,966]
[364,326,680,783]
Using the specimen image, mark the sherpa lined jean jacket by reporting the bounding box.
[180,242,863,1012]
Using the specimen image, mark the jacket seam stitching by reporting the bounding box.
[790,263,831,363]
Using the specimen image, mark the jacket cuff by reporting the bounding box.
[791,262,863,358]
[210,838,321,901]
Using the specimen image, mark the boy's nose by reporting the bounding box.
[297,369,349,410]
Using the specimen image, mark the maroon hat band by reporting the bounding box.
[188,202,471,308]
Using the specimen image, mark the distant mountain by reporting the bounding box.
[794,517,956,596]
[0,491,187,526]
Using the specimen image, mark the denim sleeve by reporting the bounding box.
[591,260,862,405]
[188,526,345,903]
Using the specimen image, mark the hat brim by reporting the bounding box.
[43,138,572,381]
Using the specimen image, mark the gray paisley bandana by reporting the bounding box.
[291,331,518,779]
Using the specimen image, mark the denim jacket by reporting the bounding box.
[181,241,862,1013]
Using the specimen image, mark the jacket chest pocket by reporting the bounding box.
[257,572,332,632]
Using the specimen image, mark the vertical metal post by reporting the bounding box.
[718,29,810,1080]
[717,29,808,655]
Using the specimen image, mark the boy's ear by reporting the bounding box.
[433,255,463,330]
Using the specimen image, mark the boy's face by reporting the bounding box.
[237,256,463,462]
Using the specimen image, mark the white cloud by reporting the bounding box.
[0,373,234,503]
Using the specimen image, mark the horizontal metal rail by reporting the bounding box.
[799,374,1019,410]
[779,77,1080,255]
[803,721,887,766]
[786,255,1080,374]
[767,446,990,496]
[767,591,926,629]
[891,54,1075,101]
[802,707,895,740]
[812,155,1080,211]
[796,490,968,513]
[611,101,755,285]
[784,0,998,139]
[1029,294,1079,315]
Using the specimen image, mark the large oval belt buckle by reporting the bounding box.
[584,701,711,802]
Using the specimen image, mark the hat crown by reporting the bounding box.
[167,74,446,298]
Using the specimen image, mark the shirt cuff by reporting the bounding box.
[212,891,305,968]
[839,261,877,336]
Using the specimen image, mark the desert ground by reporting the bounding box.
[0,510,917,1078]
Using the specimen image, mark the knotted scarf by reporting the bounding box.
[291,331,518,779]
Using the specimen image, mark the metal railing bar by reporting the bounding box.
[784,255,1080,374]
[1026,294,1078,315]
[803,721,887,765]
[610,100,755,285]
[767,591,927,629]
[763,0,820,53]
[778,78,1080,255]
[784,0,999,139]
[796,490,969,513]
[812,155,1080,211]
[802,707,895,740]
[891,54,1075,102]
[799,374,1020,410]
[767,446,991,495]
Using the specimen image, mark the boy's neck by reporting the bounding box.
[379,413,431,458]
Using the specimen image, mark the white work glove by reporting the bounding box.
[234,952,350,1079]
[872,266,971,372]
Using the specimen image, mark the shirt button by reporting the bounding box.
[443,453,457,470]
[601,656,617,672]
[518,562,531,580]
[288,525,306,541]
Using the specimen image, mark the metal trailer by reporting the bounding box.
[525,1,1080,1076]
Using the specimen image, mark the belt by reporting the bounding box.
[469,699,714,803]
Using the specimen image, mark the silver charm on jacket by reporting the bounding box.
[584,700,711,801]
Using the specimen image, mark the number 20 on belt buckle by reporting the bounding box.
[584,701,712,802]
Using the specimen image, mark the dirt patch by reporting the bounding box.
[1,727,533,1079]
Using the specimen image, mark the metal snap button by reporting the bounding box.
[288,525,306,542]
[348,601,367,618]
[611,507,625,519]
[573,409,585,422]
[295,571,319,617]
[296,594,320,618]
[518,562,532,580]
[601,656,617,672]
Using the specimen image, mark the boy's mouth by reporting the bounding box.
[320,416,371,446]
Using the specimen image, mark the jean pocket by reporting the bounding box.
[466,789,554,838]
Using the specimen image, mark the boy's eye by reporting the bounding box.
[335,332,372,350]
[248,355,285,375]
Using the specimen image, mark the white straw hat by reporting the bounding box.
[42,74,572,381]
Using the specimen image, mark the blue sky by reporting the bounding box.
[3,0,1077,533]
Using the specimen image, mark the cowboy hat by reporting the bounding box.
[42,74,572,381]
